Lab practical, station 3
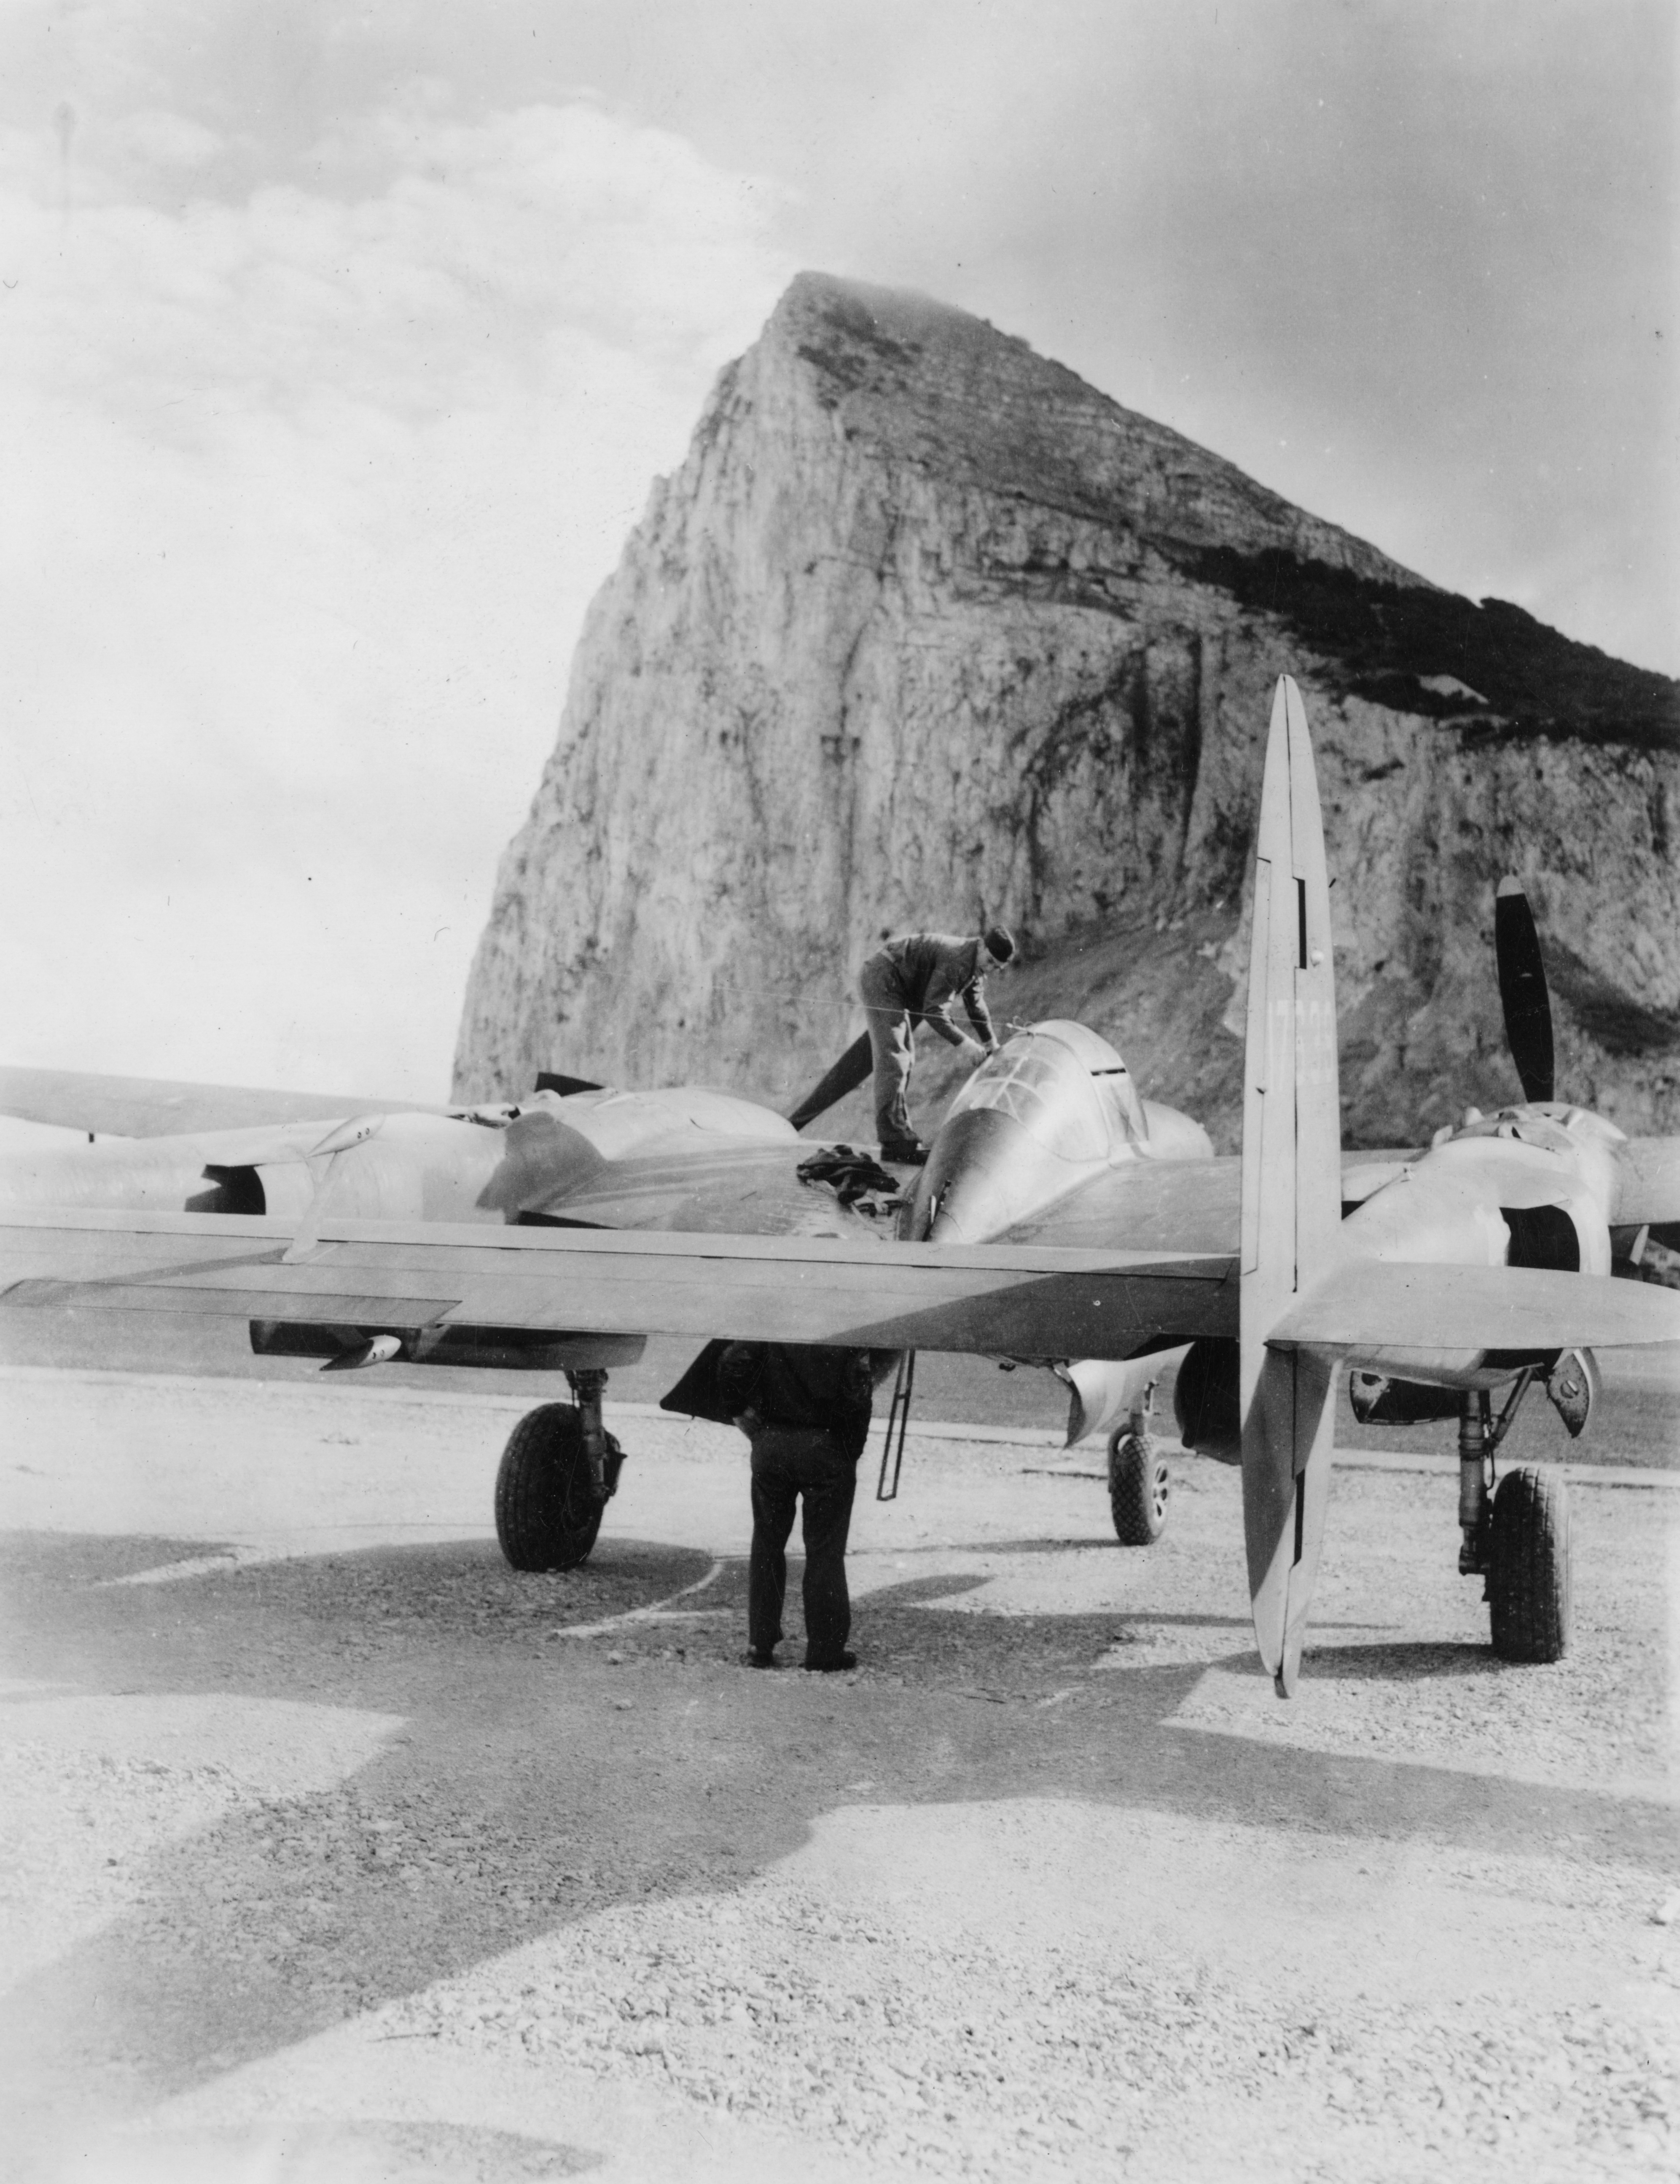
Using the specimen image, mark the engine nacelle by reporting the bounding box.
[1173,1337,1240,1463]
[1347,1371,1462,1427]
[1060,1349,1186,1447]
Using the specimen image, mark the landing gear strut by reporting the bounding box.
[1455,1373,1572,1663]
[494,1368,625,1572]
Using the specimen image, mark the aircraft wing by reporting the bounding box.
[0,1205,1236,1361]
[1269,1258,1680,1355]
[503,1137,906,1241]
[989,1149,1424,1255]
[0,1065,438,1139]
[1612,1137,1680,1231]
[993,1156,1240,1252]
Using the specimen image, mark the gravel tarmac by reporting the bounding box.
[0,1364,1676,2183]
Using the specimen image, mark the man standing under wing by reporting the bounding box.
[859,925,1016,1163]
[718,1341,880,1671]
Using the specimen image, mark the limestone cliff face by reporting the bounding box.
[454,274,1680,1150]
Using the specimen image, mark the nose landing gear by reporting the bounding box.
[495,1367,625,1572]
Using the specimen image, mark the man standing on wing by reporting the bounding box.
[718,1341,880,1671]
[858,925,1016,1163]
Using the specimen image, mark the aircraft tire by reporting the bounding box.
[495,1403,605,1572]
[1487,1465,1571,1663]
[1107,1428,1170,1546]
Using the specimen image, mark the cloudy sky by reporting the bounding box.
[2,0,1673,1103]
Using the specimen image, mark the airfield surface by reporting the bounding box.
[1,1364,1676,2183]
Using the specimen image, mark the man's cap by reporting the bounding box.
[982,924,1016,964]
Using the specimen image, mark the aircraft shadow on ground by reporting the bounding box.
[880,1543,1399,1638]
[1299,1640,1508,1683]
[0,1526,1669,2126]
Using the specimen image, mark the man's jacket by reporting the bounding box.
[864,932,997,1048]
[717,1342,876,1461]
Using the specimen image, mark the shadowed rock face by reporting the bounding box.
[454,273,1680,1149]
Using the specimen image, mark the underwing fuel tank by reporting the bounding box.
[906,1021,1213,1246]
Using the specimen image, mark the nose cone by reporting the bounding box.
[910,1105,1050,1244]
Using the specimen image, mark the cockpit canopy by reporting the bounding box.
[947,1020,1147,1164]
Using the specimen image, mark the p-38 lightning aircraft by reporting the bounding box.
[4,678,1679,1691]
[0,982,1228,1557]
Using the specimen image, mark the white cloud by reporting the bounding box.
[0,92,793,1098]
[109,108,226,171]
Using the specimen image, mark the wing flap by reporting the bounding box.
[1270,1258,1680,1354]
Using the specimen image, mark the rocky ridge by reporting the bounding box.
[454,274,1680,1148]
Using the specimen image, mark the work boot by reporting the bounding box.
[743,1648,780,1669]
[879,1140,928,1166]
[803,1651,858,1672]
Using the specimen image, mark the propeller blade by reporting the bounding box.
[785,1033,873,1132]
[1495,876,1554,1103]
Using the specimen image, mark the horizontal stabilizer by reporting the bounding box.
[1612,1137,1680,1229]
[0,1204,1237,1362]
[1270,1258,1680,1355]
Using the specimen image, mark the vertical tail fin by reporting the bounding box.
[1240,677,1341,1696]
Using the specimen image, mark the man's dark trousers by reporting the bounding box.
[748,1425,858,1664]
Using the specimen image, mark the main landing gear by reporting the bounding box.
[1454,1368,1574,1664]
[1106,1377,1171,1546]
[495,1368,625,1571]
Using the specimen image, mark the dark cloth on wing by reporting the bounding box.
[795,1144,906,1210]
